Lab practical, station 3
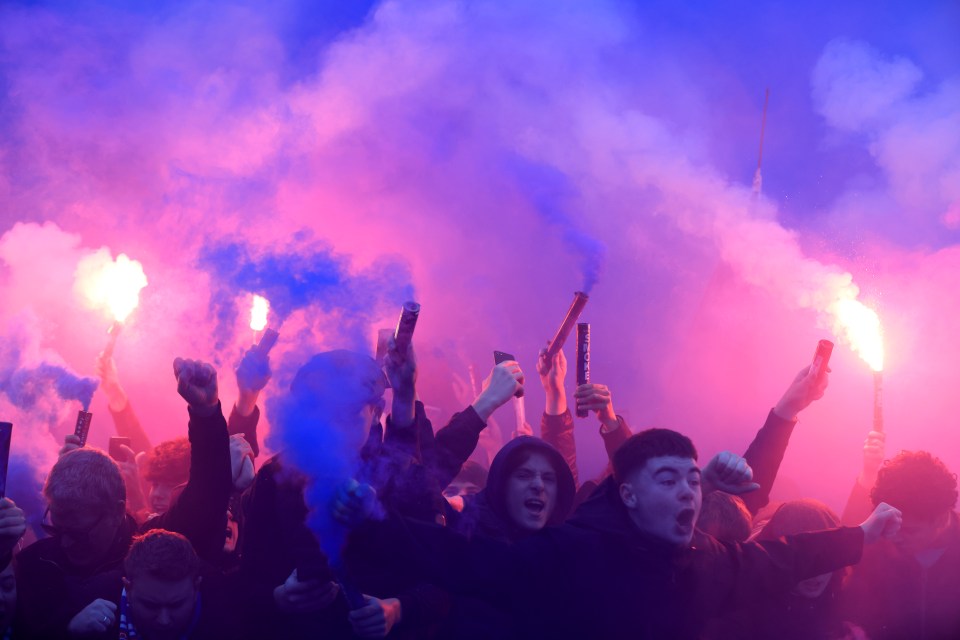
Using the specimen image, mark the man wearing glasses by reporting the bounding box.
[14,358,232,638]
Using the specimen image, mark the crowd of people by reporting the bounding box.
[0,329,957,639]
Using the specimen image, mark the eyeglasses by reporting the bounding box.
[41,507,108,544]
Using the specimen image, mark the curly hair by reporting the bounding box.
[871,451,958,521]
[143,437,191,485]
[125,529,200,583]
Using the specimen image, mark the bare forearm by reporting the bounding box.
[235,390,259,417]
[544,385,567,416]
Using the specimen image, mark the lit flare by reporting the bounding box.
[250,295,270,332]
[829,297,883,372]
[76,250,148,323]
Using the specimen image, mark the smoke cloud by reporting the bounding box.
[0,0,958,521]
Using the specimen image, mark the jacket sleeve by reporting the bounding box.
[600,415,632,461]
[740,410,797,515]
[716,526,864,602]
[433,406,487,489]
[109,399,153,456]
[227,403,261,457]
[144,401,232,562]
[541,410,578,487]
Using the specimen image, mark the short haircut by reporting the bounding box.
[698,491,752,543]
[125,530,200,583]
[44,448,125,512]
[144,437,191,485]
[613,429,698,484]
[871,451,958,521]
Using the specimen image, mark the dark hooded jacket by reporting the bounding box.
[365,475,865,640]
[452,436,576,543]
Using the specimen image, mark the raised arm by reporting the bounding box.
[145,358,232,563]
[841,429,885,525]
[433,362,523,488]
[230,336,277,457]
[95,352,153,455]
[538,344,578,486]
[740,361,829,514]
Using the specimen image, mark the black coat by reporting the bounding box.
[372,476,865,640]
[15,402,233,639]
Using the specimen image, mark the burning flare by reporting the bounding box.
[75,249,148,323]
[828,297,884,372]
[250,295,270,332]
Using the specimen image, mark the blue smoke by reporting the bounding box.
[2,364,98,413]
[5,453,46,538]
[265,349,386,565]
[0,327,98,414]
[197,234,415,352]
[502,154,606,293]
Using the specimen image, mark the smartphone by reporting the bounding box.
[0,423,11,499]
[109,436,132,462]
[493,351,523,397]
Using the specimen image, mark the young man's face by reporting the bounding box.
[505,452,558,531]
[619,456,702,546]
[148,481,177,515]
[894,511,951,555]
[126,574,199,640]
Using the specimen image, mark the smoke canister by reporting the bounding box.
[394,302,421,355]
[813,339,834,381]
[74,410,92,447]
[546,292,589,359]
[576,323,590,418]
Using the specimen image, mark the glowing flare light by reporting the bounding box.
[828,298,884,372]
[76,250,148,323]
[250,295,270,332]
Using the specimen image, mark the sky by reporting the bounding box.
[0,0,958,516]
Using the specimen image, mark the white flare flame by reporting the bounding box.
[250,294,270,331]
[829,297,884,372]
[75,249,148,323]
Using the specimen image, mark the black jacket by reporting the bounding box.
[375,475,865,640]
[15,402,232,639]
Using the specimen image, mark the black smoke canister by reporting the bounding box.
[74,410,92,447]
[576,323,590,418]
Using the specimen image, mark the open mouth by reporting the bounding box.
[525,499,545,514]
[676,508,695,528]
